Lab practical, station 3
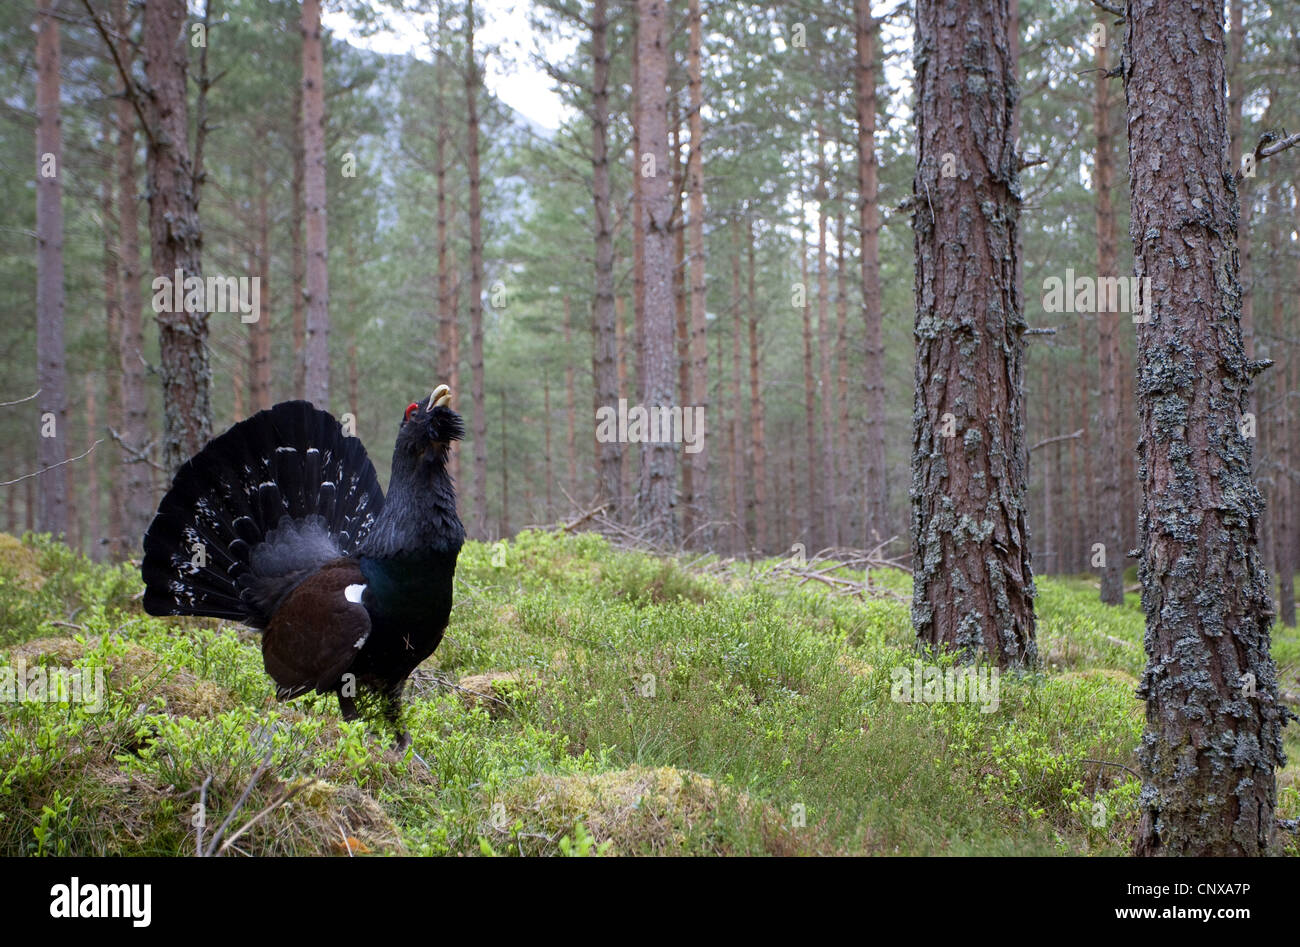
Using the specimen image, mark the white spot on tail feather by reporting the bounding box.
[344,583,366,604]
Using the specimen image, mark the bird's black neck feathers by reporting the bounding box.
[358,442,464,561]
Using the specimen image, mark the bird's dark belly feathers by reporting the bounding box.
[352,549,458,690]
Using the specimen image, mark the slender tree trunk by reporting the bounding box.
[84,375,101,557]
[815,129,837,549]
[251,168,272,411]
[589,0,621,517]
[631,10,646,404]
[101,112,124,560]
[448,249,462,487]
[1126,0,1283,856]
[746,222,767,554]
[616,295,633,513]
[1271,189,1295,628]
[799,202,819,547]
[685,0,710,545]
[36,0,67,538]
[834,211,850,543]
[500,390,509,538]
[466,0,488,537]
[856,0,888,545]
[143,0,210,472]
[290,80,306,400]
[115,0,150,555]
[634,0,677,545]
[729,225,745,554]
[1095,41,1123,604]
[911,0,1035,665]
[301,0,330,406]
[435,5,453,386]
[1039,355,1055,574]
[543,368,553,521]
[564,294,577,501]
[671,103,693,539]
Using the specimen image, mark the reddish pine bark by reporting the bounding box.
[1125,0,1283,856]
[911,0,1035,665]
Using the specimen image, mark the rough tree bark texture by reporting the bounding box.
[301,0,330,407]
[635,0,677,545]
[1125,0,1284,856]
[143,0,210,473]
[911,0,1035,665]
[856,0,888,546]
[466,0,488,537]
[590,0,622,517]
[685,0,710,545]
[1095,43,1124,604]
[36,0,67,538]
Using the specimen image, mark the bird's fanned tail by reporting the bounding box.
[141,401,384,627]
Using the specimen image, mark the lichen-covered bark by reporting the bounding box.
[910,0,1035,665]
[143,0,210,473]
[1124,0,1285,856]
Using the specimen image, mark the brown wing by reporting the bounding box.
[262,558,371,700]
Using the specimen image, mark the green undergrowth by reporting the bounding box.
[1,530,1296,856]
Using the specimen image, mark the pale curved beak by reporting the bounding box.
[428,384,452,410]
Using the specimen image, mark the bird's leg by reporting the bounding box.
[380,683,411,752]
[337,689,359,721]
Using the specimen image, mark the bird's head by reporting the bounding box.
[394,384,464,467]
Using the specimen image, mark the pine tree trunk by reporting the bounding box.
[1126,0,1283,856]
[590,0,622,517]
[685,0,710,545]
[102,111,124,560]
[834,212,850,541]
[466,0,488,537]
[816,130,837,549]
[143,0,210,473]
[911,0,1035,665]
[856,0,888,546]
[729,227,745,554]
[301,0,330,407]
[671,103,692,539]
[543,369,553,520]
[1271,191,1295,628]
[1095,44,1123,603]
[35,0,67,538]
[84,376,101,558]
[564,295,577,501]
[799,206,820,548]
[114,0,151,555]
[251,169,272,411]
[746,222,767,554]
[290,80,306,400]
[634,0,677,545]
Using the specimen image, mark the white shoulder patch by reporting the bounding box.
[344,583,366,604]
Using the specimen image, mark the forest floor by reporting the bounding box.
[1,530,1297,857]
